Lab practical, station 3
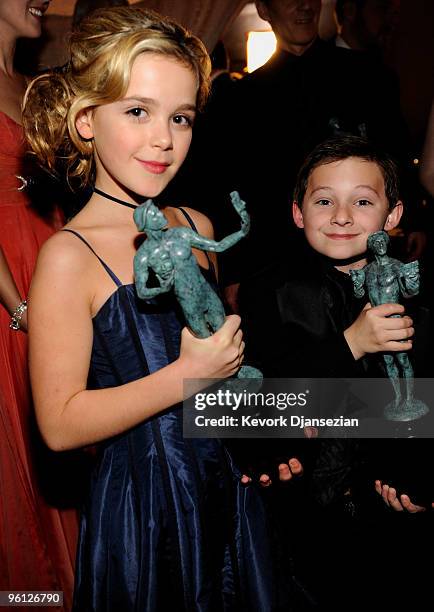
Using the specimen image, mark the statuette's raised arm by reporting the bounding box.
[186,191,250,253]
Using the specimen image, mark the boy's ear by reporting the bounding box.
[384,200,403,231]
[75,109,94,140]
[292,201,304,228]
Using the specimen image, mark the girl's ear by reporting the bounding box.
[292,201,304,228]
[75,109,94,140]
[384,201,403,231]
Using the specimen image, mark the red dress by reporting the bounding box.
[0,112,78,610]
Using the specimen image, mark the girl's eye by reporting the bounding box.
[172,114,193,127]
[127,107,147,119]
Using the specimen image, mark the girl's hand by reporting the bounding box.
[254,457,304,488]
[344,302,413,360]
[179,314,244,380]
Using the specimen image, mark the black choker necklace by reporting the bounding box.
[93,187,138,209]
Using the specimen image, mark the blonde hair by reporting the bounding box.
[23,7,211,186]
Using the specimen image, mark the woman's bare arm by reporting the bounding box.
[0,247,27,329]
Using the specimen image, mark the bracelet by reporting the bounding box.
[9,300,27,331]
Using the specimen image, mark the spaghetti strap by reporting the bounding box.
[61,228,123,288]
[176,207,215,274]
[176,206,197,232]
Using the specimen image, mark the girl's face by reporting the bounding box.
[77,53,198,201]
[0,1,50,39]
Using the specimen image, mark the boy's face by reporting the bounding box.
[292,157,402,265]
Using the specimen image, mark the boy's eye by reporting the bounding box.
[316,199,332,206]
[127,107,148,119]
[172,114,193,127]
[355,199,373,206]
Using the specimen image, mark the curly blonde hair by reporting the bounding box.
[23,7,211,186]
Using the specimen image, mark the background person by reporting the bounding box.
[0,1,78,604]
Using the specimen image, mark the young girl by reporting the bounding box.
[24,8,274,611]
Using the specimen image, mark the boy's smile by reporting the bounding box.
[293,157,403,271]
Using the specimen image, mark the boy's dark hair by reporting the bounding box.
[293,135,400,209]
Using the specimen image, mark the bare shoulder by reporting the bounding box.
[36,230,90,272]
[175,206,215,239]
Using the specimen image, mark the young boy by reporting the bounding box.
[242,134,412,379]
[292,135,412,361]
[237,134,432,608]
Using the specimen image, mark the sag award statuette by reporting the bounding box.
[133,191,262,381]
[350,230,428,422]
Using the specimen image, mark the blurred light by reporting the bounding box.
[413,158,419,165]
[247,31,277,73]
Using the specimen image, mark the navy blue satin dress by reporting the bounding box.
[66,228,275,612]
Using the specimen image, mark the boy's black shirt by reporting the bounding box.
[234,241,433,509]
[240,245,368,378]
[234,244,366,506]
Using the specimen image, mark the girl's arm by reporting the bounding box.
[0,247,27,330]
[29,234,243,452]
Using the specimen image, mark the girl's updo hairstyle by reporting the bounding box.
[23,7,211,186]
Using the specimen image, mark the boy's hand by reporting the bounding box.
[375,480,434,512]
[343,302,414,360]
